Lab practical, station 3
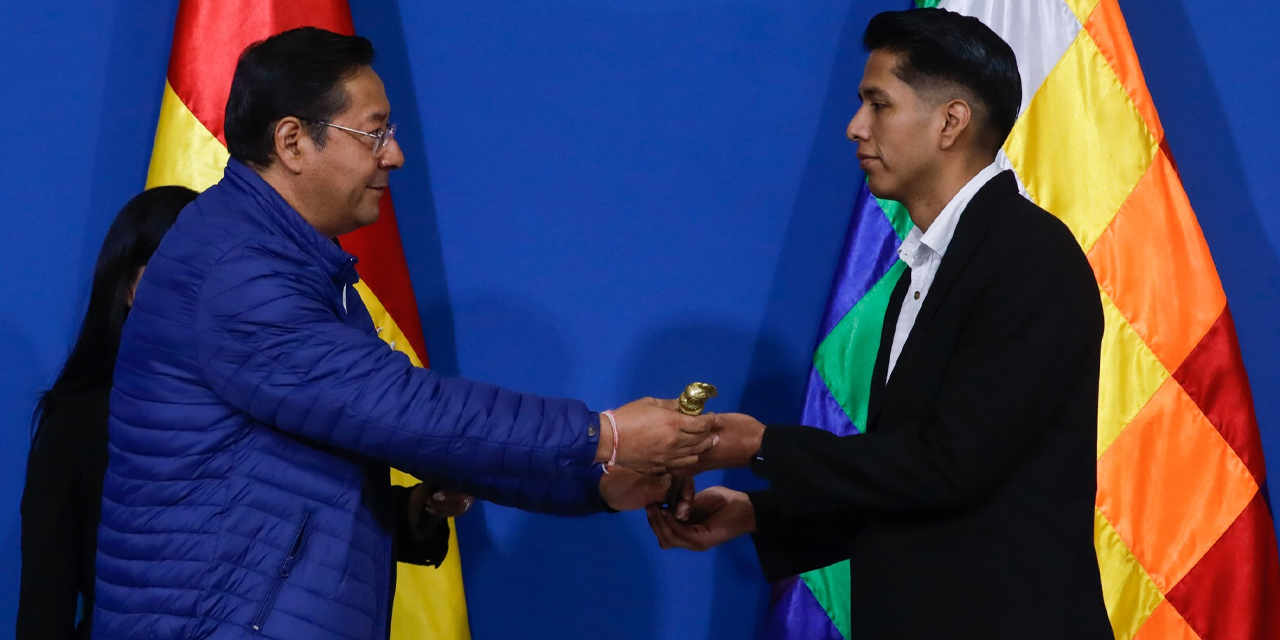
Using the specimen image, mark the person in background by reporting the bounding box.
[16,186,473,639]
[18,186,197,639]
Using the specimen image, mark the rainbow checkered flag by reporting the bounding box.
[767,1,1280,639]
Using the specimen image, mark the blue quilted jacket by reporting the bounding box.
[94,160,606,640]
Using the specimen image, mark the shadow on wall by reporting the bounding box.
[434,292,667,640]
[460,502,661,640]
[442,292,576,396]
[1126,1,1280,520]
[83,0,180,282]
[353,0,460,377]
[621,320,777,639]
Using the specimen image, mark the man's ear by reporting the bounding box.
[938,99,973,152]
[273,116,308,174]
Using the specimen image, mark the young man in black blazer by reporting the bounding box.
[649,9,1113,640]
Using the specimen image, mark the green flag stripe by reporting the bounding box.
[803,204,911,638]
[876,196,914,241]
[801,561,853,640]
[813,261,907,431]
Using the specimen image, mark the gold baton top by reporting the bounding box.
[677,382,718,416]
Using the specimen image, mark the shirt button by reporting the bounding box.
[588,425,598,437]
[914,291,921,300]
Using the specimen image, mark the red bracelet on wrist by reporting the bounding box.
[601,410,619,474]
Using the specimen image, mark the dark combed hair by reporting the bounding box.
[224,27,376,167]
[32,186,198,440]
[864,8,1022,154]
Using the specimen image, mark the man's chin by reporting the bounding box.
[355,210,381,229]
[865,175,897,201]
[353,196,383,228]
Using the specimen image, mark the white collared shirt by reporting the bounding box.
[886,162,1003,381]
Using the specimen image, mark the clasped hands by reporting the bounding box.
[593,400,766,552]
[415,402,766,553]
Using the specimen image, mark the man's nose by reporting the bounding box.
[846,108,868,142]
[380,138,405,170]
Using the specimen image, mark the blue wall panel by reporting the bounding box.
[0,1,1275,638]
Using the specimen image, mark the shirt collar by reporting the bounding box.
[915,161,1003,258]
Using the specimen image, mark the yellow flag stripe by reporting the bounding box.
[146,82,230,191]
[1003,28,1158,254]
[1096,288,1169,458]
[390,468,471,640]
[1095,509,1165,640]
[1062,0,1101,24]
[355,281,425,368]
[353,281,473,638]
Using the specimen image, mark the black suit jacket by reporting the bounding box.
[748,172,1113,640]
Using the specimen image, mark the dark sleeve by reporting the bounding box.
[391,484,450,568]
[754,242,1103,519]
[17,414,85,640]
[746,490,856,582]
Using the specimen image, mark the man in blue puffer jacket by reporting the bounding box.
[93,28,714,640]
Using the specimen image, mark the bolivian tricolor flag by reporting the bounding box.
[145,2,471,639]
[773,1,1280,639]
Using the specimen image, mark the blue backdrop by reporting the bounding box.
[1,1,1276,638]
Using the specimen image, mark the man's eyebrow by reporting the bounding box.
[859,86,888,100]
[364,110,390,124]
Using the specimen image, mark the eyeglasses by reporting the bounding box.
[300,118,397,158]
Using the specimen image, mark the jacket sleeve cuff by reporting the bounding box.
[583,461,613,513]
[749,422,799,481]
[565,410,603,472]
[746,489,796,582]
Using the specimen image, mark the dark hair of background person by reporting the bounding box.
[224,27,376,167]
[863,8,1022,155]
[30,186,199,441]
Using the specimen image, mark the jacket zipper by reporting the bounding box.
[374,503,393,640]
[252,511,312,633]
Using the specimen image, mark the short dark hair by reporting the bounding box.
[225,27,376,167]
[863,8,1021,155]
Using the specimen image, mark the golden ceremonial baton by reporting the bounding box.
[665,382,718,512]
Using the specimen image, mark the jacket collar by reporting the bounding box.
[908,161,1003,263]
[911,169,1017,333]
[867,170,1020,427]
[868,264,911,430]
[222,158,360,286]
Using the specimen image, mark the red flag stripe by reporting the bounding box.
[1172,307,1270,487]
[167,0,355,143]
[1165,492,1280,640]
[161,1,428,363]
[342,195,430,363]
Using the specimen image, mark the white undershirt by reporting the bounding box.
[886,163,1002,381]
